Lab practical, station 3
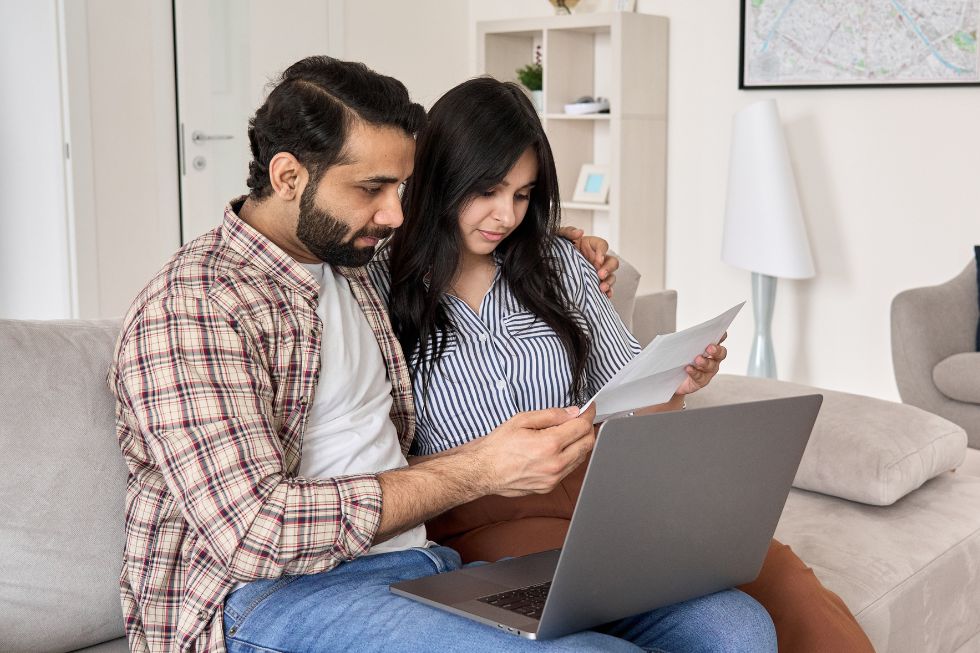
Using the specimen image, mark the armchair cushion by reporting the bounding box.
[933,353,980,404]
[686,374,968,506]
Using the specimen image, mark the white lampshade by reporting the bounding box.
[722,99,815,280]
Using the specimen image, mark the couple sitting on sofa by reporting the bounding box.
[108,56,873,652]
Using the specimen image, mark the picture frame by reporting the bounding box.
[572,164,610,204]
[740,0,980,89]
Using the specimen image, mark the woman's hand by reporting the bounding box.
[557,226,619,297]
[675,333,728,396]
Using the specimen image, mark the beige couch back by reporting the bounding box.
[0,319,127,652]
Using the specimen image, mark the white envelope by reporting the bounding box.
[580,302,745,422]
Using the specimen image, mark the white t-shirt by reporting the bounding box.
[298,262,427,555]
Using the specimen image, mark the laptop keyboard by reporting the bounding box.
[477,581,552,619]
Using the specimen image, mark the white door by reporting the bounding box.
[174,0,336,243]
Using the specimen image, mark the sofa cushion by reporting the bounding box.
[934,352,980,404]
[0,319,127,653]
[775,473,980,653]
[686,374,968,506]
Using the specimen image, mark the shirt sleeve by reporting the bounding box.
[553,239,642,398]
[113,292,383,581]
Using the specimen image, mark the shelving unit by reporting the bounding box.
[477,12,668,292]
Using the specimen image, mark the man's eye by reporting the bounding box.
[362,186,382,196]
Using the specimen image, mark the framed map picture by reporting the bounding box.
[740,0,980,88]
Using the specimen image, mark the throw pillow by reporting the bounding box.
[686,374,968,506]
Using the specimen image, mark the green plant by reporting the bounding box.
[515,62,543,91]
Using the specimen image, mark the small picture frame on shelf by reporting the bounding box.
[572,164,610,204]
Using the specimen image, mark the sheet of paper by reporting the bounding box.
[580,302,745,422]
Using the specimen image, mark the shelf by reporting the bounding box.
[544,113,611,121]
[563,201,610,211]
[479,12,668,291]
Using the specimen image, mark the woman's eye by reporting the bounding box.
[481,190,496,198]
[515,193,531,202]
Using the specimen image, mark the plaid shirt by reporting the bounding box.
[107,201,415,652]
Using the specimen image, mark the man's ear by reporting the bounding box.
[268,152,305,201]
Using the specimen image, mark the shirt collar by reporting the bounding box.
[221,197,321,302]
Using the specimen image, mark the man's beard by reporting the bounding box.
[296,184,393,267]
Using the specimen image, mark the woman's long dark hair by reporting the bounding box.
[388,77,590,403]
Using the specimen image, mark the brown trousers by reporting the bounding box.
[427,457,874,653]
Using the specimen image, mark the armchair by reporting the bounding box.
[891,259,980,465]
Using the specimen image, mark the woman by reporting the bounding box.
[369,77,873,652]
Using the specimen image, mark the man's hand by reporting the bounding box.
[675,333,728,396]
[475,404,597,497]
[373,405,596,542]
[557,226,619,297]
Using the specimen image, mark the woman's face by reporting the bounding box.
[457,147,539,258]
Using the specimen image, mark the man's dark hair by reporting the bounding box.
[246,56,426,199]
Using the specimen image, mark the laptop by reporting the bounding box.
[390,395,822,640]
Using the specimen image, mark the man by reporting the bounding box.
[109,56,775,652]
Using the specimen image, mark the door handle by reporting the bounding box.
[191,131,234,145]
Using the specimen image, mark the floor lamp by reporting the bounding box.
[722,99,814,379]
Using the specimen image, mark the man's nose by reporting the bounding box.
[375,193,404,229]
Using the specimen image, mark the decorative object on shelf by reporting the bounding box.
[572,164,611,204]
[722,99,814,379]
[516,45,544,112]
[548,0,580,15]
[614,0,636,11]
[563,95,610,115]
[740,0,980,89]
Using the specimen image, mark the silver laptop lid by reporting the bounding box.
[535,395,821,639]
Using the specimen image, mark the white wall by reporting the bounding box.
[340,0,471,107]
[0,0,180,321]
[358,0,980,401]
[631,0,980,401]
[0,1,73,319]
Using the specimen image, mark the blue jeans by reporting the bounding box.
[223,546,776,653]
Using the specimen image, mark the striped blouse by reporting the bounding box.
[368,237,640,456]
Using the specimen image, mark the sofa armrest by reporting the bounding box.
[687,374,967,506]
[632,291,677,347]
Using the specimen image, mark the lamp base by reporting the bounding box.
[747,272,777,379]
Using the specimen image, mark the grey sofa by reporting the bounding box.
[892,259,980,464]
[3,290,980,652]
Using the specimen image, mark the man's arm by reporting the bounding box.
[115,294,597,566]
[374,406,597,543]
[114,294,386,581]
